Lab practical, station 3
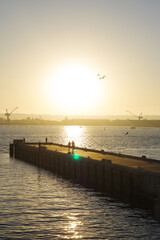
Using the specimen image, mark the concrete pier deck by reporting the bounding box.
[30,143,160,174]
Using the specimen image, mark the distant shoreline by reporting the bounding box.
[0,119,160,127]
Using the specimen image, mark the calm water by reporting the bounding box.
[0,125,160,239]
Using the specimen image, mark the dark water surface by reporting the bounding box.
[0,125,160,239]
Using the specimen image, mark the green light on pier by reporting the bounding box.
[73,154,80,160]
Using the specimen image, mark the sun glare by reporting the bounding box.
[46,64,101,114]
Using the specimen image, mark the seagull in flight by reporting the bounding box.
[124,132,129,136]
[97,74,106,79]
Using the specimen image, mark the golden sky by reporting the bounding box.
[0,0,160,116]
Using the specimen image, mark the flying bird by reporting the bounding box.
[97,74,106,80]
[124,132,129,136]
[101,75,106,79]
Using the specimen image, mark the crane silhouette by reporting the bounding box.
[126,110,143,120]
[5,107,19,121]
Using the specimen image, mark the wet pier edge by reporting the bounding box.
[10,139,160,221]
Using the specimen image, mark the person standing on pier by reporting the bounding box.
[68,141,71,152]
[72,141,75,154]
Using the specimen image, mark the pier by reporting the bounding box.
[10,139,160,221]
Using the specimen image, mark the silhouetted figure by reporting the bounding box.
[68,141,71,152]
[72,141,75,148]
[23,138,25,143]
[45,137,48,144]
[72,141,75,154]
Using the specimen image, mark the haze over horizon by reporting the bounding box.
[1,113,160,122]
[0,0,160,116]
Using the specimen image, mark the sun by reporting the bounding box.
[45,63,101,114]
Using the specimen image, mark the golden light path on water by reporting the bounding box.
[61,126,84,239]
[64,214,83,239]
[64,126,84,147]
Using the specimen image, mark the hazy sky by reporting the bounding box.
[0,0,160,116]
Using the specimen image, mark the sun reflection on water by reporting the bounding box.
[64,214,83,239]
[64,126,84,147]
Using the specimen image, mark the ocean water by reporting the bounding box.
[0,125,160,239]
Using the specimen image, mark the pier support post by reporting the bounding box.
[153,198,160,221]
[10,144,14,157]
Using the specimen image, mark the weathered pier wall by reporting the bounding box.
[10,139,160,221]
